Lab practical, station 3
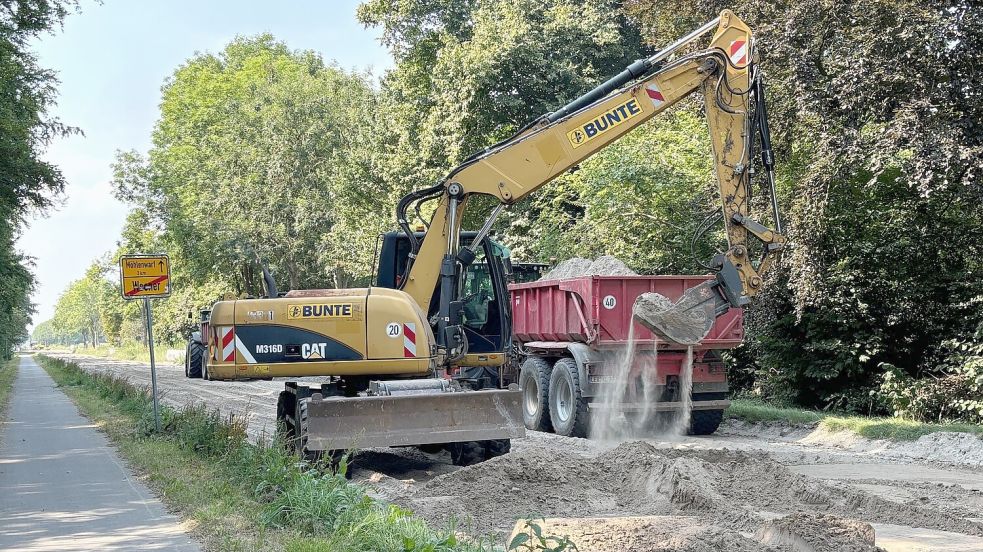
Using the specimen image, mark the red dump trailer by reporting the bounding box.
[508,275,743,437]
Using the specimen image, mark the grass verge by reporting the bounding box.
[726,398,983,441]
[0,356,17,419]
[46,342,183,365]
[35,354,494,552]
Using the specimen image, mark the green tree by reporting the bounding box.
[627,0,983,410]
[0,0,80,359]
[112,35,383,294]
[360,0,647,232]
[52,262,110,347]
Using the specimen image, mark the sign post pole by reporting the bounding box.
[143,297,161,432]
[120,254,171,434]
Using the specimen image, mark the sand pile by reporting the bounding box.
[396,441,983,545]
[542,255,637,280]
[511,516,772,552]
[757,514,883,552]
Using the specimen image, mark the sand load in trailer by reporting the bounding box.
[509,275,743,437]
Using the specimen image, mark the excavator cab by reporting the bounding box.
[375,231,512,358]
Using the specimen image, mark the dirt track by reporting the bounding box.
[48,353,983,551]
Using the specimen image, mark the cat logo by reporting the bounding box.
[302,343,328,359]
[570,128,586,145]
[287,303,356,320]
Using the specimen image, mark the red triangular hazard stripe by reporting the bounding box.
[646,88,665,102]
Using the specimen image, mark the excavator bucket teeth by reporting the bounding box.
[633,281,723,345]
[304,388,524,451]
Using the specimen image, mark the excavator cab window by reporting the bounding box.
[374,231,510,354]
[459,239,509,353]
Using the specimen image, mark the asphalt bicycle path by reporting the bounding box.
[0,356,200,552]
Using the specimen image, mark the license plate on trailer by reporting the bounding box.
[589,375,619,383]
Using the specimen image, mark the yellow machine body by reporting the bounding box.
[204,287,434,381]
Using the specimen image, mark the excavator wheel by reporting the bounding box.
[689,409,724,436]
[185,339,204,379]
[275,390,296,446]
[297,398,348,475]
[448,441,486,466]
[484,439,511,459]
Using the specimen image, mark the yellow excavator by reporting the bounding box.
[184,10,784,465]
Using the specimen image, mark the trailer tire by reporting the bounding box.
[518,356,553,432]
[689,409,723,436]
[484,439,511,460]
[186,340,204,379]
[548,358,590,438]
[448,441,485,466]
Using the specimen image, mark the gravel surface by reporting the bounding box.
[46,353,983,552]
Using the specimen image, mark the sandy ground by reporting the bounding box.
[46,353,983,552]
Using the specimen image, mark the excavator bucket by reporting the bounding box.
[303,386,524,451]
[633,282,720,345]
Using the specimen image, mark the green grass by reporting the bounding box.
[725,398,824,425]
[726,397,983,441]
[0,356,17,419]
[821,416,983,441]
[35,354,495,552]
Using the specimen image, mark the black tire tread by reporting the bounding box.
[187,340,205,379]
[689,409,724,436]
[548,357,590,438]
[449,441,485,466]
[484,439,511,459]
[519,356,553,432]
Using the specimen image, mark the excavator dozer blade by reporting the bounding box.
[304,387,524,451]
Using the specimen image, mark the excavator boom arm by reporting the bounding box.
[399,10,785,352]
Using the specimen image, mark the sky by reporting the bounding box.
[16,0,392,330]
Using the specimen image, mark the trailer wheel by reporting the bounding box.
[518,356,553,432]
[689,409,723,436]
[186,340,204,379]
[448,441,485,466]
[484,439,511,459]
[548,358,590,438]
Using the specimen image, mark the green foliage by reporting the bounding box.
[876,324,983,424]
[627,0,983,410]
[727,397,983,440]
[363,0,645,229]
[112,35,384,293]
[0,0,81,359]
[0,357,17,416]
[509,109,719,271]
[725,397,824,425]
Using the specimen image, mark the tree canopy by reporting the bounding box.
[0,0,79,358]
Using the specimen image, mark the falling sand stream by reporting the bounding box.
[591,300,697,440]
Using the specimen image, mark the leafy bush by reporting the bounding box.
[876,333,983,424]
